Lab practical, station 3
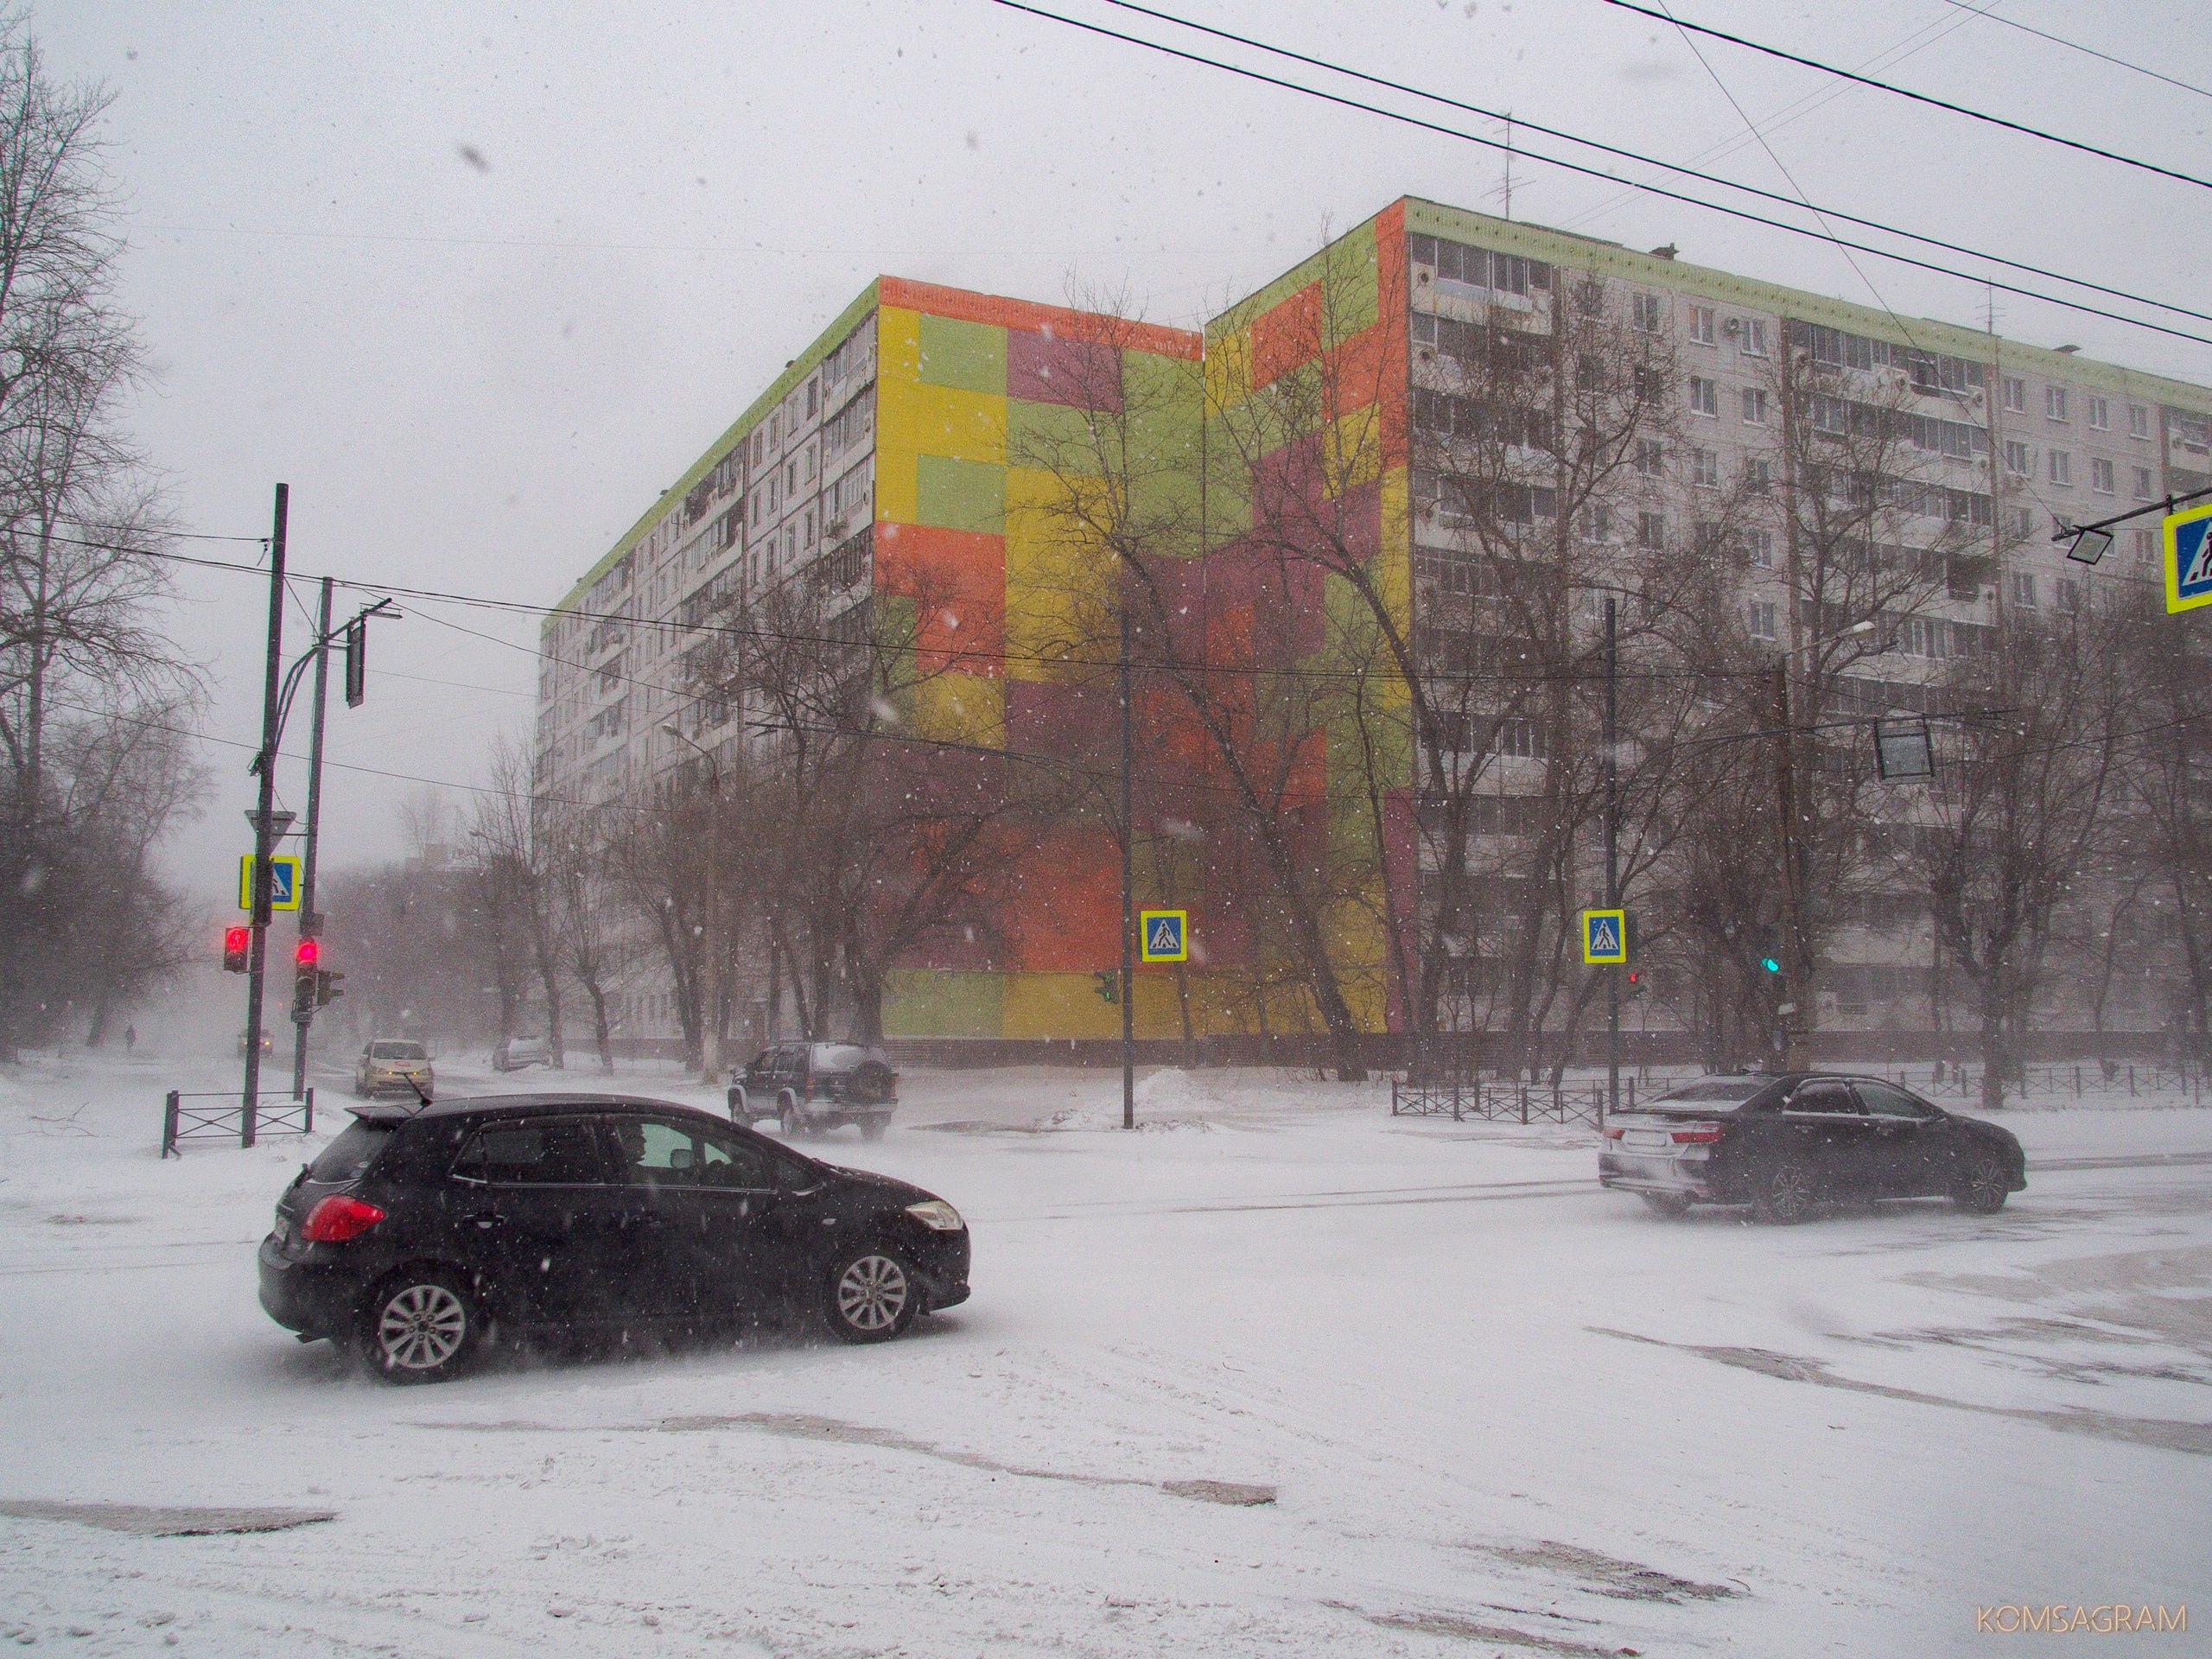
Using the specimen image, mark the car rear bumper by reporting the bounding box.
[1598,1152,1714,1199]
[257,1236,359,1340]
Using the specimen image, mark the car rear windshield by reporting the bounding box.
[813,1045,876,1068]
[1654,1077,1771,1106]
[308,1119,394,1184]
[370,1041,426,1060]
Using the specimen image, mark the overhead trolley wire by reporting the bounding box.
[1592,0,2212,193]
[986,1,2212,350]
[1093,0,2212,331]
[1938,0,2212,104]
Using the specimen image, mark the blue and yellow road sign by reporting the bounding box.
[2164,502,2212,614]
[238,854,302,912]
[1581,908,1629,965]
[1139,908,1188,963]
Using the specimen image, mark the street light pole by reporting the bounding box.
[290,576,334,1101]
[1119,569,1135,1131]
[241,484,289,1142]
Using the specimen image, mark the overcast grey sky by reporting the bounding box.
[38,0,2212,904]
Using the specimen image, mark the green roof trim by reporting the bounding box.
[1397,196,2212,412]
[546,279,884,624]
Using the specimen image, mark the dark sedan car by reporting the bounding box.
[1599,1071,2026,1223]
[258,1093,969,1382]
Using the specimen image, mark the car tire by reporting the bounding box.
[1952,1159,2012,1214]
[859,1117,888,1141]
[1640,1192,1692,1218]
[357,1268,483,1385]
[823,1245,917,1344]
[727,1084,749,1123]
[1751,1159,1817,1225]
[779,1098,803,1138]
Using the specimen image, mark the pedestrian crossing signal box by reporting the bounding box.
[1139,909,1188,963]
[1581,908,1630,966]
[2164,502,2212,614]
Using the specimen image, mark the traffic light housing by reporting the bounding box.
[291,937,320,1014]
[222,926,250,973]
[1624,969,1644,1000]
[343,619,366,709]
[1092,969,1119,1005]
[315,969,344,1007]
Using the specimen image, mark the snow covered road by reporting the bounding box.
[1,1058,2206,1655]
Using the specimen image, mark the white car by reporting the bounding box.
[354,1039,434,1099]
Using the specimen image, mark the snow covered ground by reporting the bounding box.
[1,1051,2206,1656]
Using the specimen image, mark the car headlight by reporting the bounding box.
[906,1199,964,1232]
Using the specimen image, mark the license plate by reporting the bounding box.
[1624,1129,1670,1150]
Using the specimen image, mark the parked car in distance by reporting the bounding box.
[731,1043,899,1140]
[237,1029,273,1057]
[354,1039,434,1100]
[1598,1071,2026,1223]
[257,1093,969,1382]
[493,1034,553,1072]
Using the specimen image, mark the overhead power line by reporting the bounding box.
[986,0,2212,349]
[1095,0,2212,330]
[1941,2,2212,105]
[1592,0,2212,192]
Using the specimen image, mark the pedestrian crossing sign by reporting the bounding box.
[1581,908,1629,965]
[238,853,302,912]
[1139,909,1188,963]
[2164,502,2212,614]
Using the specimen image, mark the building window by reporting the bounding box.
[1688,304,1715,345]
[2133,528,2158,562]
[1744,457,1771,493]
[2010,506,2032,537]
[2054,576,2080,611]
[1633,293,1663,333]
[2134,466,2155,499]
[1746,600,1777,641]
[1637,511,1665,549]
[2087,396,2109,430]
[2003,440,2030,476]
[2045,385,2069,422]
[1746,527,1775,568]
[2048,449,2072,486]
[2009,571,2037,609]
[1492,718,1548,760]
[2091,457,2114,494]
[1898,615,1949,659]
[1582,503,1612,540]
[1692,448,1719,487]
[1741,386,1769,424]
[2002,377,2026,413]
[1739,318,1770,357]
[2129,404,2152,440]
[1635,439,1664,476]
[1688,376,1718,416]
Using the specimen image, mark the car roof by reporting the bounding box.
[348,1091,727,1125]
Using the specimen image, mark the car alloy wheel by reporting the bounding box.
[1754,1160,1815,1224]
[828,1249,913,1343]
[363,1273,479,1382]
[1954,1160,2011,1214]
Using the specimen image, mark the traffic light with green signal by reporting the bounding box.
[1092,969,1119,1005]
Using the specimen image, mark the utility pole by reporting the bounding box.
[1770,658,1809,1070]
[242,483,289,1142]
[289,576,334,1100]
[1119,572,1135,1130]
[1603,594,1619,1124]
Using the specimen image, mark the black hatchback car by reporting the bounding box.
[258,1094,969,1383]
[1598,1071,2026,1223]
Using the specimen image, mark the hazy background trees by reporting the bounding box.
[0,23,202,1056]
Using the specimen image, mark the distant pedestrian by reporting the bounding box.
[124,1024,137,1052]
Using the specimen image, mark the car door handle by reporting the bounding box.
[465,1212,505,1230]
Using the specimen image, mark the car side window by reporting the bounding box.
[452,1117,611,1185]
[1854,1080,1935,1120]
[608,1116,771,1189]
[1790,1083,1863,1115]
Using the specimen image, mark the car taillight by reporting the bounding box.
[1602,1125,1626,1139]
[1670,1122,1726,1144]
[300,1194,386,1243]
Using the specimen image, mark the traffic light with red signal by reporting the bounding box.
[291,936,321,1014]
[222,926,250,973]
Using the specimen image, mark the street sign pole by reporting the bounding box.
[1119,581,1135,1131]
[242,483,289,1144]
[1604,595,1619,1129]
[290,575,334,1101]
